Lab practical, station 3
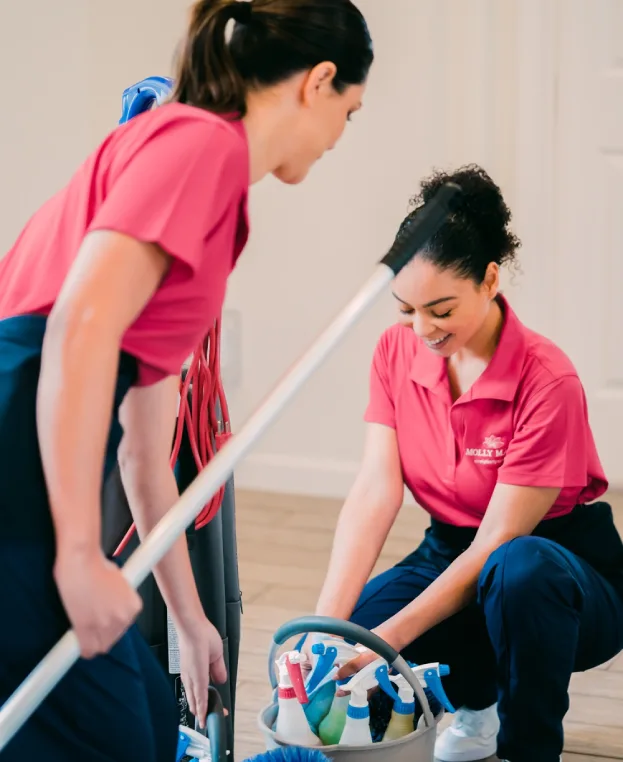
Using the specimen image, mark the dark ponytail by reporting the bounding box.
[170,0,373,118]
[403,164,522,283]
[171,0,249,117]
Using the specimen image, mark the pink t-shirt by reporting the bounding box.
[364,294,608,527]
[0,102,250,385]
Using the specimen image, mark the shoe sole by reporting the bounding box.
[434,744,498,762]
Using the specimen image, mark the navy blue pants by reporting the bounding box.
[350,508,623,762]
[0,543,178,762]
[0,316,178,761]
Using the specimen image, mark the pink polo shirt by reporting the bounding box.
[0,102,249,385]
[365,295,608,527]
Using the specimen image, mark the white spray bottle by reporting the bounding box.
[375,665,416,741]
[338,658,387,746]
[275,651,321,747]
[309,641,365,746]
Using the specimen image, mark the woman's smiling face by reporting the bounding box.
[392,256,499,357]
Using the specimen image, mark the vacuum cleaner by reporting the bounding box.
[101,75,243,756]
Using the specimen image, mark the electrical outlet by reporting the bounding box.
[220,309,242,388]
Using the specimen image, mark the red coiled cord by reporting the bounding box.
[113,318,231,557]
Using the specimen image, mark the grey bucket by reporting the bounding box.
[257,616,446,762]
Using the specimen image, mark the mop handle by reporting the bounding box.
[0,183,461,751]
[268,616,435,728]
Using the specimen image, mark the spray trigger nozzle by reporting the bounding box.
[305,645,338,694]
[276,651,310,705]
[375,664,401,702]
[340,658,387,707]
[412,662,455,713]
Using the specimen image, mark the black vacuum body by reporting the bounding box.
[101,404,242,755]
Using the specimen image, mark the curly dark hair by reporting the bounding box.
[403,164,521,283]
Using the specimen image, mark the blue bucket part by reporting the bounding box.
[119,75,173,124]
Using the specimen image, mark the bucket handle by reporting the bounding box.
[176,686,227,762]
[268,616,435,728]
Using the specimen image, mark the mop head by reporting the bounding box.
[246,749,331,762]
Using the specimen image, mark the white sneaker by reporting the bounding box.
[434,704,499,762]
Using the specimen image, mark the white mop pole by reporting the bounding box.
[0,182,461,752]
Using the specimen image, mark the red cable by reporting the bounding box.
[113,318,231,557]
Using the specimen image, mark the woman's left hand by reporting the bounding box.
[335,647,378,682]
[177,617,227,728]
[335,624,403,682]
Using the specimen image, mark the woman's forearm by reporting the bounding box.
[119,459,205,632]
[315,484,401,620]
[37,311,120,561]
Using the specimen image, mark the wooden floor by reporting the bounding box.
[231,489,623,762]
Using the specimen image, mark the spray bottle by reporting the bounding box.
[375,665,416,741]
[275,651,321,747]
[377,662,454,741]
[338,658,387,746]
[312,641,365,746]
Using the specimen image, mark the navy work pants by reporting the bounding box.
[0,316,178,761]
[350,504,623,762]
[0,543,178,762]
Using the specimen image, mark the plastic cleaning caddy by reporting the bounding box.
[258,616,447,762]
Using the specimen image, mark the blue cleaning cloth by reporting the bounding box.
[303,680,336,735]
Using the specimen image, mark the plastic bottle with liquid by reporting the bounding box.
[375,666,416,741]
[275,651,321,747]
[338,658,387,746]
[304,639,365,740]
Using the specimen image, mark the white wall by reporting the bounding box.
[1,0,558,499]
[226,0,557,499]
[0,0,188,253]
[0,1,90,253]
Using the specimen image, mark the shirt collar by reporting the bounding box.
[409,293,528,402]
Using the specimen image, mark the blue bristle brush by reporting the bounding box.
[245,749,331,762]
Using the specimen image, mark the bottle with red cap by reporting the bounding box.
[275,651,321,747]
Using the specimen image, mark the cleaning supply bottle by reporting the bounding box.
[317,678,351,746]
[375,666,416,741]
[275,652,321,747]
[304,640,367,738]
[412,662,454,714]
[338,658,387,746]
[305,640,363,694]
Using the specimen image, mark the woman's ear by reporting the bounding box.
[483,262,500,299]
[301,61,338,106]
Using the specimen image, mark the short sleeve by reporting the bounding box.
[364,334,396,428]
[497,375,589,488]
[87,118,246,275]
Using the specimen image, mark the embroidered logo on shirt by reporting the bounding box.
[465,435,506,465]
[483,435,505,450]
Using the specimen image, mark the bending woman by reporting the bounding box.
[315,165,623,762]
[0,1,373,760]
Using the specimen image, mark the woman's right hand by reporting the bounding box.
[54,551,143,659]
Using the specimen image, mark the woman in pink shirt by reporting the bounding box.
[316,165,623,762]
[0,1,373,759]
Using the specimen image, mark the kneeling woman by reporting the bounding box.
[315,165,623,762]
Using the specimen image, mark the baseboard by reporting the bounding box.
[235,453,359,499]
[235,452,416,504]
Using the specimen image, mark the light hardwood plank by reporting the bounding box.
[233,488,623,761]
